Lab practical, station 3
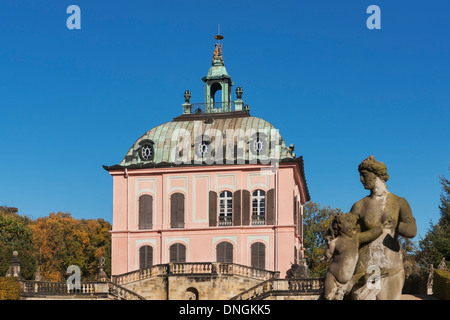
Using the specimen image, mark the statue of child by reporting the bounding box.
[324,212,386,300]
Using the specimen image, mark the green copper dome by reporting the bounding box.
[103,41,297,171]
[104,114,295,170]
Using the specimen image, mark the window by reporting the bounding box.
[195,134,211,159]
[138,194,153,230]
[219,191,233,226]
[250,132,267,156]
[139,245,153,269]
[216,241,233,263]
[169,243,186,263]
[138,139,154,161]
[196,141,210,158]
[251,242,266,269]
[140,145,153,161]
[251,190,266,225]
[170,193,185,228]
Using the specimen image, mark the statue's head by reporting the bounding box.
[358,156,389,189]
[331,212,358,238]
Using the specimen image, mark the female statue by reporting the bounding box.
[349,156,417,299]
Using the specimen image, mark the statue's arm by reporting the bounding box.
[325,238,336,261]
[350,200,363,218]
[358,225,383,244]
[397,198,417,238]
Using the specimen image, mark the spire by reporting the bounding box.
[181,30,249,115]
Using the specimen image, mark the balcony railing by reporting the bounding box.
[251,215,266,225]
[218,216,232,226]
[190,101,236,114]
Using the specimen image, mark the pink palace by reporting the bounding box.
[103,40,310,277]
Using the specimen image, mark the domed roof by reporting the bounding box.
[202,59,231,81]
[104,114,296,170]
[103,40,300,171]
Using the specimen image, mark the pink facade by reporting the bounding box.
[105,41,310,278]
[108,162,308,276]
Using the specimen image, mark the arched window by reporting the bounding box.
[218,191,233,226]
[216,241,233,263]
[169,243,186,263]
[211,82,222,107]
[251,190,266,225]
[139,194,153,230]
[251,242,266,269]
[139,245,153,269]
[186,287,199,300]
[171,193,185,228]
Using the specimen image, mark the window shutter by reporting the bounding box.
[139,246,153,269]
[179,243,186,262]
[242,190,250,225]
[217,241,233,263]
[169,244,177,262]
[209,191,217,227]
[251,242,266,269]
[217,243,225,262]
[225,242,233,263]
[266,189,275,225]
[139,195,153,229]
[233,190,241,226]
[294,246,298,265]
[177,194,185,228]
[293,196,297,226]
[139,247,145,269]
[171,193,185,228]
[169,243,186,263]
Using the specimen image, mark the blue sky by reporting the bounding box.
[0,0,449,240]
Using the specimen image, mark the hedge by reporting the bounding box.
[0,277,21,300]
[433,269,450,300]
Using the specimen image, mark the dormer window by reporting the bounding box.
[195,134,211,159]
[250,132,267,156]
[197,141,210,158]
[138,140,154,161]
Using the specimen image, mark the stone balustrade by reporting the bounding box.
[21,281,97,295]
[111,262,280,286]
[19,280,145,300]
[230,278,324,300]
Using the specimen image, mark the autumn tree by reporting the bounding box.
[31,212,90,281]
[81,218,112,279]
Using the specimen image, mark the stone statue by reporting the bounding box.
[324,212,387,300]
[212,43,223,62]
[97,256,107,282]
[427,264,434,295]
[348,156,417,299]
[438,258,447,270]
[286,259,309,279]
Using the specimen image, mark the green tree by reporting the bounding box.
[303,202,342,277]
[417,170,450,268]
[0,206,36,279]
